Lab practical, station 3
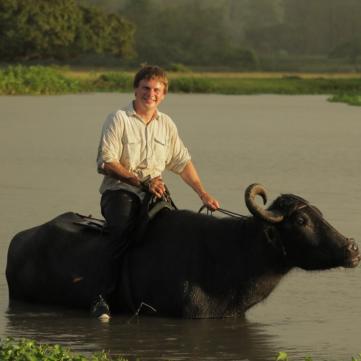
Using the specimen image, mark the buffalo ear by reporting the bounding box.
[264,226,286,256]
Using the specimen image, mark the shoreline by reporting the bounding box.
[1,338,360,361]
[0,65,360,105]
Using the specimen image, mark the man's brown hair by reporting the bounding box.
[133,65,169,93]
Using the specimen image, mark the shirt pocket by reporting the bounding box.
[153,136,167,165]
[122,136,141,168]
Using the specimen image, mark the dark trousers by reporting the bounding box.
[101,189,141,260]
[97,189,140,302]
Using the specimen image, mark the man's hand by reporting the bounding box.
[148,176,166,198]
[180,161,220,211]
[200,192,220,211]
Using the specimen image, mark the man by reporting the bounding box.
[94,65,219,319]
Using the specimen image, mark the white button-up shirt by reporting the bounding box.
[97,102,191,195]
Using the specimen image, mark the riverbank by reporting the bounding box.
[1,338,360,361]
[0,65,361,105]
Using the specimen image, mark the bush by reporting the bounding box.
[0,65,80,95]
[169,77,216,93]
[237,49,259,69]
[93,72,133,91]
[329,39,361,64]
[167,63,192,73]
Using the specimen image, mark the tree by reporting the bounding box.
[0,0,135,61]
[241,0,284,54]
[0,0,81,60]
[281,0,361,55]
[329,39,361,65]
[74,5,134,58]
[122,0,245,67]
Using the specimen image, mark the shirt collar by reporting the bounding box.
[125,101,160,121]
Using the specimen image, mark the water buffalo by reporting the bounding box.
[6,184,360,318]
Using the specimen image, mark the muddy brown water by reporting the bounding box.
[0,94,360,360]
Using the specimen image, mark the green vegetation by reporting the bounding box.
[0,0,134,62]
[0,339,360,361]
[0,66,80,95]
[1,66,361,106]
[92,72,133,92]
[328,93,361,106]
[82,0,361,71]
[119,1,259,69]
[0,338,127,361]
[170,76,361,95]
[2,1,361,71]
[276,351,361,361]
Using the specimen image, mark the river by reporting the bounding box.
[0,94,360,360]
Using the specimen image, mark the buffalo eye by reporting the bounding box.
[296,216,306,226]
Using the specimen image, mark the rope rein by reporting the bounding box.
[198,205,247,219]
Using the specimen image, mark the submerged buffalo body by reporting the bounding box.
[6,184,360,318]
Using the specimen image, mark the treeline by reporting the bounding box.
[249,0,361,60]
[1,0,361,70]
[0,0,134,61]
[86,0,361,69]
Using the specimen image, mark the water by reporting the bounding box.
[1,94,360,360]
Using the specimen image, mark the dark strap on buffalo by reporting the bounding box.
[130,185,177,245]
[143,184,177,218]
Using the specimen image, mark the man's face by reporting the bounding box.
[134,78,166,112]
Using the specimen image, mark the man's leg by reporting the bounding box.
[101,189,141,258]
[92,189,140,319]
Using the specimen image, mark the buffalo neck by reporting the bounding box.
[181,217,291,316]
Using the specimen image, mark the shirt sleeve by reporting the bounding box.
[96,111,124,174]
[165,120,191,174]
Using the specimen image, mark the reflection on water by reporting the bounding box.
[5,303,275,361]
[1,94,361,360]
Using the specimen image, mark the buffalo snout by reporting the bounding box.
[344,238,361,268]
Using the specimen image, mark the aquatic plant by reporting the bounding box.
[0,338,127,361]
[328,93,361,106]
[1,66,361,108]
[276,351,361,361]
[1,339,360,361]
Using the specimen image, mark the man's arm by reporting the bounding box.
[102,161,140,187]
[180,161,220,210]
[103,162,166,198]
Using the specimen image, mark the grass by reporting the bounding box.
[0,65,361,106]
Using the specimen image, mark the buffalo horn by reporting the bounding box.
[245,184,284,223]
